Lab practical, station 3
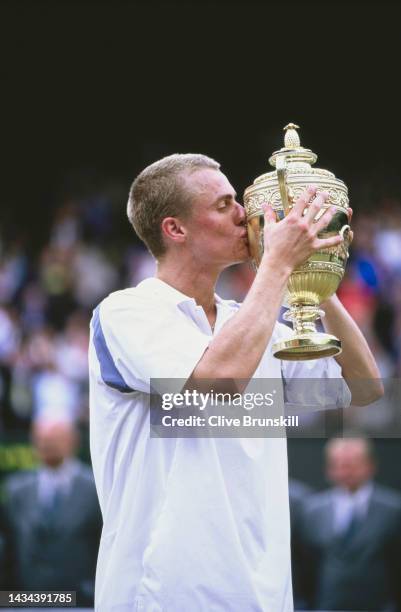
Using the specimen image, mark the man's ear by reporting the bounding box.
[161,217,188,245]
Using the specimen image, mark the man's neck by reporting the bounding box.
[336,480,373,496]
[157,262,219,321]
[41,457,73,474]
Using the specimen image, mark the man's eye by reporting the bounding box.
[217,201,229,210]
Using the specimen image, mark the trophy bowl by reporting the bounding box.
[244,123,352,361]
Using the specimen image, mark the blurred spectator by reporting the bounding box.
[0,306,21,430]
[20,282,47,331]
[0,240,28,303]
[125,246,156,286]
[72,244,119,308]
[0,307,20,364]
[298,437,401,611]
[32,369,80,423]
[374,199,401,273]
[50,200,81,250]
[289,479,313,611]
[39,245,77,330]
[1,419,102,606]
[54,311,89,384]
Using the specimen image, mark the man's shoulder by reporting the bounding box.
[372,484,401,511]
[73,459,95,482]
[101,283,150,306]
[91,279,189,349]
[72,462,99,501]
[289,478,314,502]
[4,470,37,499]
[302,489,332,514]
[97,280,165,316]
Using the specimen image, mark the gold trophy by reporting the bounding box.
[244,123,352,361]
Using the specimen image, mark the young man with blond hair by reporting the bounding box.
[89,153,381,611]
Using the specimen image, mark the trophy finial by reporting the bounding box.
[284,123,300,148]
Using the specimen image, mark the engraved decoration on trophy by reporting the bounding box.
[244,123,352,361]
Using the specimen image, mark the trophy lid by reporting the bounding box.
[269,123,317,167]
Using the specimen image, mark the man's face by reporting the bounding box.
[32,421,77,468]
[181,168,249,268]
[326,439,375,492]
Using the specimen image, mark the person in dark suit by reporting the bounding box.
[1,419,102,606]
[298,437,401,611]
[289,479,313,610]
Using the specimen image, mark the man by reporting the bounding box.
[298,437,401,611]
[288,479,313,610]
[2,419,102,606]
[89,154,381,611]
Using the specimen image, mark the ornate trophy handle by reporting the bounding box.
[276,124,301,217]
[339,224,351,240]
[276,154,292,216]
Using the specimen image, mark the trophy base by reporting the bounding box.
[273,333,342,361]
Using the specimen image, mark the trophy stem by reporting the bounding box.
[283,304,323,335]
[273,304,342,361]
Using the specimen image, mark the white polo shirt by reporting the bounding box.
[89,277,348,612]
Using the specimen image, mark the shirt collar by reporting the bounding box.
[40,457,77,479]
[136,277,234,309]
[137,277,194,306]
[38,458,79,501]
[333,481,373,508]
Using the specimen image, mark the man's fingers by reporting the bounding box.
[304,191,330,223]
[316,234,344,250]
[262,203,277,226]
[314,206,337,234]
[293,185,318,216]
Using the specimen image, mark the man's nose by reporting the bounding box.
[235,202,246,225]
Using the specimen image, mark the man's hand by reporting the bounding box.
[321,295,384,405]
[262,185,343,272]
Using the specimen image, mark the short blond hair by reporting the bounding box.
[127,153,220,258]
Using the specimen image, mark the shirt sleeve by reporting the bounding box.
[93,294,212,394]
[275,322,352,411]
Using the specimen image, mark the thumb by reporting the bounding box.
[262,203,277,226]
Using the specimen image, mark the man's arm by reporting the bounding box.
[321,294,384,405]
[188,253,291,391]
[189,187,344,392]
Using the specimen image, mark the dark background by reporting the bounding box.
[1,0,401,246]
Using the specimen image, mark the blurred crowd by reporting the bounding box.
[337,197,401,378]
[0,181,157,430]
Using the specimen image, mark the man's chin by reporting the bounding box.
[241,245,253,263]
[226,252,252,267]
